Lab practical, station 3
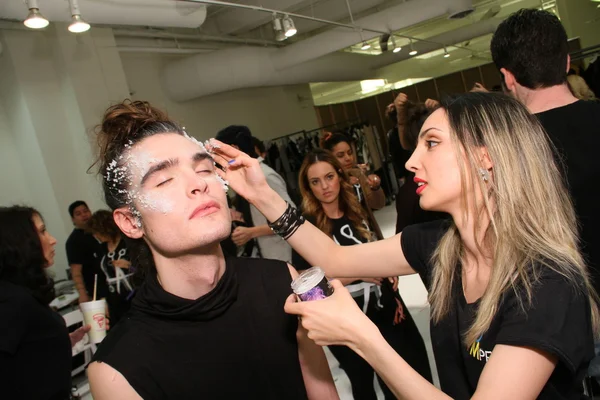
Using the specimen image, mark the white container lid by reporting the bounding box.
[291,266,326,295]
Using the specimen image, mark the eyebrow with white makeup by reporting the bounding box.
[140,152,213,186]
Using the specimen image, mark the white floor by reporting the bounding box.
[326,205,439,399]
[77,204,438,400]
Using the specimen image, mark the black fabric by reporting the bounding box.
[65,228,107,298]
[92,257,307,400]
[294,215,432,397]
[95,239,133,325]
[0,280,72,400]
[536,101,600,297]
[401,220,595,399]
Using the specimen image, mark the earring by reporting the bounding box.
[479,168,490,182]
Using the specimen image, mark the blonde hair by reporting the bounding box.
[567,75,597,101]
[298,149,372,241]
[429,92,599,346]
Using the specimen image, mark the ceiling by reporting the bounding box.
[0,0,568,104]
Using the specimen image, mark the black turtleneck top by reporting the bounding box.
[92,257,308,399]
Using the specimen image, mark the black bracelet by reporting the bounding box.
[268,202,305,240]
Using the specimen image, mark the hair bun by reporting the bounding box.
[99,100,168,146]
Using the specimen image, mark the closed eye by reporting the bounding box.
[196,169,212,175]
[157,178,173,187]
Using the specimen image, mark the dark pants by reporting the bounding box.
[330,285,432,399]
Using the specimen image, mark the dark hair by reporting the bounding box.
[491,9,569,89]
[0,206,55,304]
[321,132,352,152]
[94,99,186,283]
[68,200,88,218]
[402,101,432,151]
[252,136,265,155]
[88,210,121,241]
[216,125,258,158]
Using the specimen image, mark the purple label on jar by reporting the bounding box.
[297,276,333,302]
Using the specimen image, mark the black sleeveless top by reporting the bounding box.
[92,257,307,399]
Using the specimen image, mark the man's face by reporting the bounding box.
[118,133,231,257]
[72,205,91,229]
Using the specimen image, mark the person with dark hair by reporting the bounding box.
[0,206,90,399]
[387,93,447,233]
[88,210,134,325]
[215,92,597,399]
[87,100,338,400]
[216,125,295,263]
[294,149,432,399]
[65,200,105,303]
[252,135,267,159]
[491,8,600,300]
[321,133,385,211]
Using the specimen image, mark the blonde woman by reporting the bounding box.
[212,92,598,399]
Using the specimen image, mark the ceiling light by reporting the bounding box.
[282,15,297,38]
[23,0,49,29]
[409,39,418,56]
[361,42,371,50]
[272,16,286,41]
[391,36,401,53]
[443,47,450,58]
[68,14,90,33]
[68,0,90,33]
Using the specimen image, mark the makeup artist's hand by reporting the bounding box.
[367,174,380,190]
[284,280,379,350]
[210,140,270,204]
[231,226,254,246]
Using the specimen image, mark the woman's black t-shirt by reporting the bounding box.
[401,220,595,399]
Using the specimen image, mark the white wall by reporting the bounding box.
[119,52,318,141]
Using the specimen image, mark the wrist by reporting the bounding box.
[351,321,382,360]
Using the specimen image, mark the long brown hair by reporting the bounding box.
[428,92,599,345]
[298,149,372,241]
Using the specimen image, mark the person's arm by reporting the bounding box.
[365,183,385,210]
[286,280,557,400]
[88,361,142,400]
[288,266,339,400]
[231,224,274,246]
[69,264,90,303]
[212,141,416,279]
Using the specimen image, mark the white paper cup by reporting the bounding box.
[80,299,107,344]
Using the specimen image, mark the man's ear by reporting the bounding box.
[113,207,143,239]
[500,68,517,94]
[566,54,571,74]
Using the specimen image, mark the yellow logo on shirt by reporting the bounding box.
[469,335,492,362]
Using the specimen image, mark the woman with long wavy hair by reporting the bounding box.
[0,206,90,399]
[213,92,599,399]
[294,149,432,399]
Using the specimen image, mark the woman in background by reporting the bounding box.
[88,210,134,325]
[0,206,89,400]
[294,149,432,399]
[322,133,386,213]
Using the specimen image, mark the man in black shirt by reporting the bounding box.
[65,200,104,303]
[491,9,600,295]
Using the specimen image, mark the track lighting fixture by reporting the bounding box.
[24,0,49,29]
[361,42,371,50]
[272,16,286,41]
[443,47,450,58]
[68,0,90,33]
[282,15,297,38]
[409,39,418,56]
[391,36,401,53]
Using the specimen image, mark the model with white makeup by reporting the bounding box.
[213,92,599,400]
[86,100,338,400]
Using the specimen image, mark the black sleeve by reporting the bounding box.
[65,235,85,265]
[496,273,594,373]
[0,294,29,355]
[291,250,312,273]
[400,220,448,289]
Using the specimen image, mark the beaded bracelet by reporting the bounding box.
[268,202,305,240]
